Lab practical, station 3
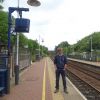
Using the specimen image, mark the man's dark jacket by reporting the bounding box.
[54,55,67,69]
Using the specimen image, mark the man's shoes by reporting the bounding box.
[64,89,68,94]
[54,89,59,93]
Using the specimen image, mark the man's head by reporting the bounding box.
[56,47,63,55]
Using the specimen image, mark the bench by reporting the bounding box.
[0,87,4,96]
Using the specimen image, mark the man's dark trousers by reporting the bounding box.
[55,69,67,90]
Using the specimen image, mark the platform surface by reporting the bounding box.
[69,58,100,67]
[0,57,86,100]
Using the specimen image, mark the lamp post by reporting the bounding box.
[15,0,20,85]
[7,0,41,93]
[42,39,44,57]
[90,36,93,61]
[27,0,41,6]
[38,35,44,59]
[39,35,40,58]
[27,0,41,59]
[14,0,41,85]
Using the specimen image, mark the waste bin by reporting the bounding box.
[0,54,8,95]
[0,69,7,94]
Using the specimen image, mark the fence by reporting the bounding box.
[0,48,31,78]
[68,52,100,62]
[13,47,31,69]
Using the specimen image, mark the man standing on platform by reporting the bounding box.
[54,47,68,94]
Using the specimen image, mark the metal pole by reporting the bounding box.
[42,43,43,57]
[15,0,20,85]
[39,35,40,58]
[42,39,44,57]
[15,32,19,85]
[7,8,12,94]
[90,36,93,61]
[18,0,19,8]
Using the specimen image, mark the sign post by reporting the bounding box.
[7,7,29,93]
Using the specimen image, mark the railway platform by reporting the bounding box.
[0,57,86,100]
[68,58,100,67]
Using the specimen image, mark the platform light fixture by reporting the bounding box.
[27,0,41,6]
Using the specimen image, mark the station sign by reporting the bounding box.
[15,18,30,33]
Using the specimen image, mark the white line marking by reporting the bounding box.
[66,77,87,100]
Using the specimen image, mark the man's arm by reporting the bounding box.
[64,56,68,69]
[54,56,57,69]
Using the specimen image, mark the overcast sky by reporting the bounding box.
[2,0,100,50]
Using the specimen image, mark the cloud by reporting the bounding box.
[3,0,100,50]
[39,0,64,11]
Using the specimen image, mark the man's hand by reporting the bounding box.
[64,64,67,69]
[54,64,57,70]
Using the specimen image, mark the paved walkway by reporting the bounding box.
[0,57,86,100]
[0,59,50,100]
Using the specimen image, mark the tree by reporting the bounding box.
[0,5,3,10]
[0,11,49,60]
[0,0,4,11]
[0,0,5,2]
[0,11,8,44]
[55,41,70,55]
[19,33,28,47]
[75,32,100,52]
[42,46,48,56]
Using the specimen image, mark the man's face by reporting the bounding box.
[57,48,63,55]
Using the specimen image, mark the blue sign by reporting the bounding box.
[15,18,30,32]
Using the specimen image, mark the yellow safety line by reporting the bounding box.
[42,59,46,100]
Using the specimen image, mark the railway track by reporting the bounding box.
[66,60,100,100]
